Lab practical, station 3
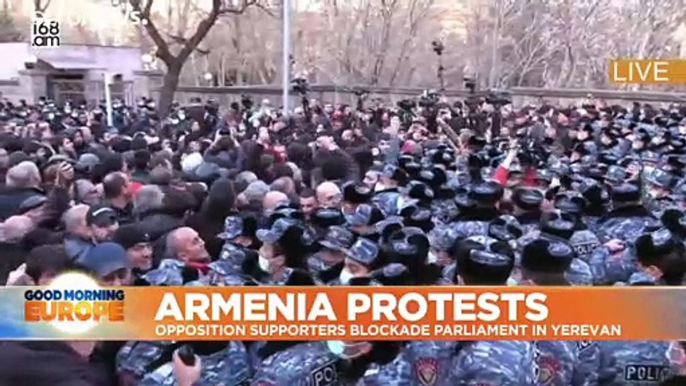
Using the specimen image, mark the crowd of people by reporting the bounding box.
[0,92,683,385]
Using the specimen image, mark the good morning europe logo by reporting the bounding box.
[23,273,125,334]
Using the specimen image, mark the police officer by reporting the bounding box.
[596,229,684,385]
[341,182,373,216]
[371,164,407,216]
[138,341,252,386]
[213,214,259,277]
[511,187,544,235]
[519,238,600,386]
[579,180,608,235]
[597,183,657,243]
[450,181,503,237]
[308,225,354,284]
[385,227,442,285]
[554,192,601,263]
[516,210,594,286]
[337,238,387,285]
[255,218,313,286]
[428,225,461,284]
[645,168,677,213]
[450,235,538,385]
[250,341,342,386]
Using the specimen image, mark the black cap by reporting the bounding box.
[512,188,544,211]
[553,193,586,215]
[468,181,504,204]
[382,164,408,183]
[113,225,151,250]
[488,215,523,242]
[404,181,435,202]
[86,205,118,227]
[18,195,47,214]
[312,208,346,228]
[342,182,373,204]
[521,238,574,273]
[635,228,677,258]
[611,183,641,203]
[540,210,576,240]
[454,235,515,284]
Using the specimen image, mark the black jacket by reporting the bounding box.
[0,187,45,221]
[0,341,111,386]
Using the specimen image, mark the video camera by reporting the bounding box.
[516,128,550,168]
[485,91,512,107]
[291,77,309,96]
[418,90,440,108]
[397,99,416,112]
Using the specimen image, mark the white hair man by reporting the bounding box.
[0,161,44,221]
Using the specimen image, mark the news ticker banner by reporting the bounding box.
[609,59,686,84]
[4,273,686,341]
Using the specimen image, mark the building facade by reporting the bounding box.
[0,42,160,105]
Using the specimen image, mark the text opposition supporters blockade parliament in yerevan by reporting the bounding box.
[4,273,685,341]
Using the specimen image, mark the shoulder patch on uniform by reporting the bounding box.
[624,364,671,382]
[415,357,438,386]
[537,355,562,386]
[577,340,593,351]
[309,361,337,386]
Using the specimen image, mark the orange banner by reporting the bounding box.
[609,59,686,84]
[18,286,677,341]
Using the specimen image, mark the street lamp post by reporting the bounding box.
[282,0,291,114]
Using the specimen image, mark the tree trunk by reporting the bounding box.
[159,63,182,116]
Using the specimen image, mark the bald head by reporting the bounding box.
[316,182,341,208]
[263,190,289,212]
[1,215,34,242]
[166,226,209,263]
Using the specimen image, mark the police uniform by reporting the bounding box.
[597,183,658,243]
[308,226,354,285]
[140,341,252,386]
[588,245,637,286]
[451,341,537,385]
[117,341,176,384]
[250,341,341,386]
[428,226,461,284]
[645,168,677,214]
[597,341,673,385]
[512,188,544,236]
[363,341,457,386]
[334,238,383,285]
[143,259,197,286]
[216,215,256,277]
[521,239,599,385]
[449,181,503,237]
[372,165,405,217]
[553,193,602,262]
